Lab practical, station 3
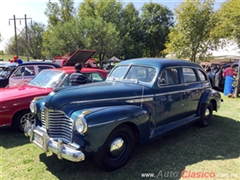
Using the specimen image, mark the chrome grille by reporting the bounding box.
[41,108,73,143]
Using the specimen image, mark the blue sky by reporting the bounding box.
[0,0,225,50]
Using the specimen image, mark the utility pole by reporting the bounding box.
[9,15,32,60]
[25,14,29,61]
[13,15,18,58]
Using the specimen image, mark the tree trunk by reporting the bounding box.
[233,61,240,97]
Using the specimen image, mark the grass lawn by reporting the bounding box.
[0,93,240,180]
[0,54,30,62]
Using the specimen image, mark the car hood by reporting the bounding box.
[45,81,153,110]
[64,49,96,66]
[0,85,53,102]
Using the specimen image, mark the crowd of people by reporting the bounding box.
[202,63,237,97]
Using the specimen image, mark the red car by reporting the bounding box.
[0,66,107,132]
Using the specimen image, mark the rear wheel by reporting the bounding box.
[198,103,213,127]
[94,125,135,171]
[13,110,36,132]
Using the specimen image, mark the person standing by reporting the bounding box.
[222,64,237,96]
[69,63,87,86]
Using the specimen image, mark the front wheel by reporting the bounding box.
[94,125,135,171]
[198,103,213,127]
[13,110,36,132]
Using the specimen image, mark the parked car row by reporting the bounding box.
[0,67,107,131]
[22,58,222,171]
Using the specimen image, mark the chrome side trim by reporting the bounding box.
[155,90,184,96]
[126,97,153,103]
[155,87,205,96]
[88,117,128,128]
[70,95,154,104]
[0,123,11,127]
[186,87,204,91]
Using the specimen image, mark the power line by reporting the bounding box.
[9,15,32,60]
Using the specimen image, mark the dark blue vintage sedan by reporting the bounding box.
[25,58,222,171]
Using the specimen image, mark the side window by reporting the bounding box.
[92,73,104,82]
[183,68,197,83]
[62,75,70,87]
[38,66,53,72]
[23,66,35,76]
[158,68,179,86]
[13,67,24,76]
[84,73,92,83]
[12,66,35,76]
[198,69,207,81]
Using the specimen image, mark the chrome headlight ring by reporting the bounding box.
[29,96,46,114]
[29,100,37,114]
[75,114,88,134]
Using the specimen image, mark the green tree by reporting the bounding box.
[213,0,240,97]
[5,35,26,56]
[83,16,121,63]
[140,2,174,57]
[78,0,123,27]
[213,0,240,44]
[165,0,216,62]
[120,3,143,59]
[5,22,45,59]
[45,0,75,27]
[42,17,87,57]
[27,22,46,59]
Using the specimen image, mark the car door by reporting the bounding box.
[198,69,211,90]
[9,65,36,87]
[153,67,187,134]
[182,67,202,118]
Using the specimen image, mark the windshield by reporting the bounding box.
[107,65,157,83]
[0,66,16,79]
[28,69,66,88]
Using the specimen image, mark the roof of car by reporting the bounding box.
[18,62,62,68]
[0,62,18,67]
[117,58,201,69]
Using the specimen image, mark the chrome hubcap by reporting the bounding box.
[109,137,126,158]
[205,109,210,117]
[20,112,36,131]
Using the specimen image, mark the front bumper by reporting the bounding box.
[24,120,85,162]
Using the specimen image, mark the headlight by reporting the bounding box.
[29,100,37,114]
[75,114,87,134]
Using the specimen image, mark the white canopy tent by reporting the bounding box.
[210,39,240,63]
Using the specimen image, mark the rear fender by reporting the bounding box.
[197,89,220,115]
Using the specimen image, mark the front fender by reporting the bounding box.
[34,97,47,125]
[70,105,150,155]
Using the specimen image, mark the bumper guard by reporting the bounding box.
[24,120,85,162]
